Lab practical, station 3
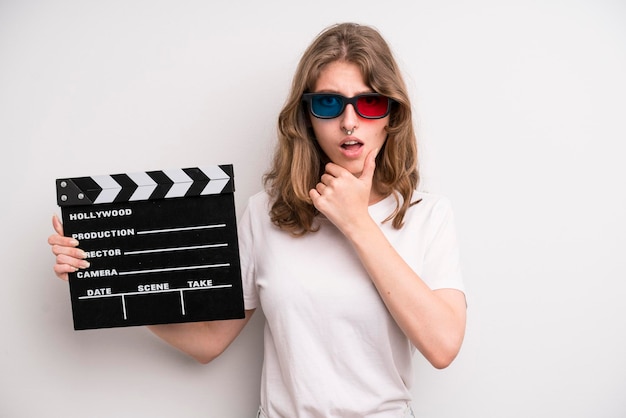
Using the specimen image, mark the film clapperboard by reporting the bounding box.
[56,165,244,330]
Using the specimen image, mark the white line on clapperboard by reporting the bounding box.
[124,243,228,256]
[78,223,232,319]
[136,224,226,235]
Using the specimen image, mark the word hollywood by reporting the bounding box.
[68,208,132,221]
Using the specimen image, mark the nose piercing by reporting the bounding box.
[343,126,356,135]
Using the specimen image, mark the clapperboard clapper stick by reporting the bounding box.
[56,165,244,330]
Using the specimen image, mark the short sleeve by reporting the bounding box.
[237,200,260,310]
[421,197,465,293]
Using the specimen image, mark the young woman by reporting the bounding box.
[49,22,466,418]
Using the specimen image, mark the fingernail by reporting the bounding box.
[78,250,87,259]
[70,239,79,246]
[80,260,90,269]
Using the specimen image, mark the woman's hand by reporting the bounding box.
[309,148,378,237]
[47,214,90,281]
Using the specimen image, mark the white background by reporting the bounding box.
[1,1,625,417]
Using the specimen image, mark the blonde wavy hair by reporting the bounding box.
[263,22,419,235]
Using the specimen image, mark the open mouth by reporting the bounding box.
[341,140,363,151]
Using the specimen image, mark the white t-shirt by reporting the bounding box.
[238,190,464,418]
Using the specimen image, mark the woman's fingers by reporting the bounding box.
[52,214,64,235]
[49,239,85,257]
[49,214,88,281]
[53,264,72,281]
[56,253,89,269]
[49,215,80,251]
[52,253,90,282]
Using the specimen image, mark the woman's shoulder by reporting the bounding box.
[242,190,273,220]
[411,190,453,207]
[407,190,456,221]
[246,189,271,208]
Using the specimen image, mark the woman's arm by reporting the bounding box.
[310,151,466,369]
[341,220,465,369]
[147,309,255,364]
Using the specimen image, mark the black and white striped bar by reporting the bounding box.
[56,165,234,206]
